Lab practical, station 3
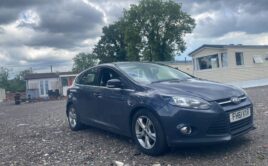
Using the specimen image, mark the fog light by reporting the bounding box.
[177,124,192,135]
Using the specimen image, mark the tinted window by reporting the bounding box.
[197,54,219,70]
[77,68,98,85]
[99,68,120,86]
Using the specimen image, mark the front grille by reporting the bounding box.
[206,108,253,136]
[207,114,228,135]
[216,95,247,106]
[230,117,252,135]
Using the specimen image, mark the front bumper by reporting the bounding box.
[157,98,254,146]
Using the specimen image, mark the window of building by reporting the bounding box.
[45,80,49,94]
[235,52,244,66]
[193,59,196,70]
[253,56,264,64]
[221,53,228,67]
[40,80,44,95]
[61,78,68,87]
[196,54,219,70]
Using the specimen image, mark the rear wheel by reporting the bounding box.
[132,110,167,156]
[67,105,84,131]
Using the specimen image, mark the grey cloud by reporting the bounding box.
[1,0,268,73]
[0,0,106,74]
[34,1,104,34]
[0,0,48,24]
[0,7,20,24]
[1,0,105,49]
[177,0,268,37]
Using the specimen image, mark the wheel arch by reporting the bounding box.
[66,101,73,116]
[129,105,163,136]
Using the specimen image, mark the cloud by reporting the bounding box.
[179,0,268,37]
[0,0,105,73]
[0,0,267,74]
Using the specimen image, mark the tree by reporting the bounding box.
[0,67,9,90]
[0,68,31,92]
[9,69,33,92]
[18,69,32,80]
[123,0,195,61]
[8,78,25,92]
[72,53,97,73]
[93,21,127,63]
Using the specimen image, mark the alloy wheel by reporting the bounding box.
[135,116,156,149]
[68,107,77,128]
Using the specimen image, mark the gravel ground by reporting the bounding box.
[0,86,267,166]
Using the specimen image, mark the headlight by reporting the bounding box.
[168,96,210,109]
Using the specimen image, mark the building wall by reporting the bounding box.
[27,78,60,97]
[168,64,193,75]
[0,88,6,102]
[192,47,268,86]
[59,75,77,96]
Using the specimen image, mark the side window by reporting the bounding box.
[99,68,120,86]
[197,54,219,70]
[78,68,98,85]
[235,52,244,66]
[221,53,228,67]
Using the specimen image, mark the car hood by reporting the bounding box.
[147,79,244,101]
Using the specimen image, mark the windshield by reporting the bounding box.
[117,63,192,84]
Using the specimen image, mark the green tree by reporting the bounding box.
[9,69,33,92]
[8,78,25,92]
[0,67,9,90]
[123,0,195,61]
[18,69,32,80]
[72,53,97,73]
[93,21,127,63]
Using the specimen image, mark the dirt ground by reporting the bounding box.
[0,86,267,166]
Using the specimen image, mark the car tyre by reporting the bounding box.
[132,109,167,156]
[67,105,84,131]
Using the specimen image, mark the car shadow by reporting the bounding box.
[76,124,252,157]
[167,136,252,157]
[79,125,134,145]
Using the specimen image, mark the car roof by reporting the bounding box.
[98,61,162,67]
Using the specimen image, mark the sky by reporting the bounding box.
[0,0,268,75]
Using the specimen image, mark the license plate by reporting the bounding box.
[229,108,251,123]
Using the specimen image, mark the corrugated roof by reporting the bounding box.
[24,73,59,80]
[188,44,268,56]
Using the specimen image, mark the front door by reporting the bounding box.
[39,80,49,97]
[96,67,132,132]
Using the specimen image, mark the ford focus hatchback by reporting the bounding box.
[66,62,254,155]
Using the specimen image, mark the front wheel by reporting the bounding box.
[67,105,84,131]
[132,110,167,156]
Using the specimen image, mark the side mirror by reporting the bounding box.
[107,79,122,88]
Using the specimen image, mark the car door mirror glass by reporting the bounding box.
[107,79,122,88]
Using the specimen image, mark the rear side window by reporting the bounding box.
[77,68,98,85]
